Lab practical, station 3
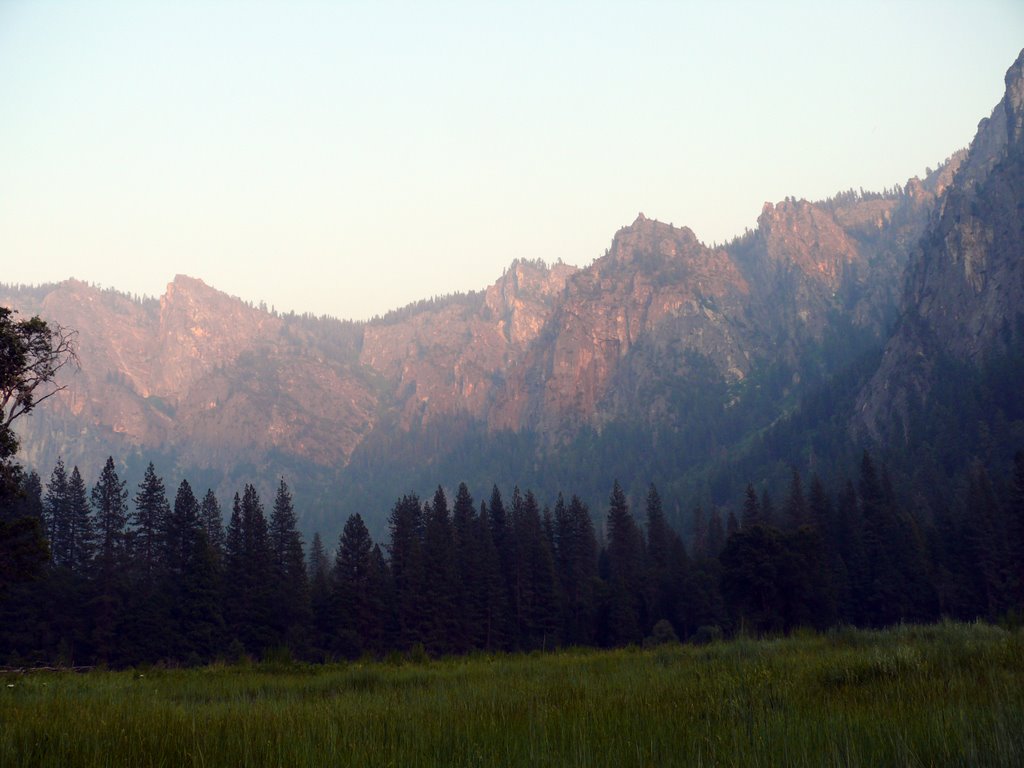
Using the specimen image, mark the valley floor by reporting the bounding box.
[1,621,1022,767]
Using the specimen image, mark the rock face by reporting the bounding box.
[358,259,577,430]
[4,277,378,474]
[856,49,1024,442]
[489,219,753,435]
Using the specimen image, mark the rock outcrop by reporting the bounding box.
[856,49,1024,442]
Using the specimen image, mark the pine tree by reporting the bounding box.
[365,544,394,653]
[121,464,171,664]
[511,488,560,650]
[166,479,201,580]
[43,458,69,565]
[131,463,169,577]
[65,466,93,575]
[604,480,644,645]
[451,483,482,649]
[476,500,510,651]
[422,486,460,654]
[388,493,426,648]
[332,513,376,658]
[89,457,128,662]
[486,485,516,647]
[644,485,687,637]
[200,489,225,556]
[223,485,275,655]
[269,478,310,650]
[162,479,225,662]
[17,470,44,523]
[177,528,225,663]
[554,493,600,645]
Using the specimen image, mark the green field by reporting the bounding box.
[2,622,1022,767]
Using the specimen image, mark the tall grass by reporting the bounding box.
[1,621,1021,766]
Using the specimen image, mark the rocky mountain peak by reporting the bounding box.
[607,215,701,267]
[483,259,576,345]
[756,198,859,291]
[154,276,280,401]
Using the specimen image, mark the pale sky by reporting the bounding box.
[1,1,1022,321]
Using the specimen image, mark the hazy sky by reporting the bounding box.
[2,1,1022,320]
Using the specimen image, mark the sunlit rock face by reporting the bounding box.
[358,259,576,430]
[5,276,378,474]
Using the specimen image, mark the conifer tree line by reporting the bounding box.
[2,449,1023,667]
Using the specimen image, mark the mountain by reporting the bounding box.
[7,48,1012,541]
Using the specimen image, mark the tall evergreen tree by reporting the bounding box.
[387,493,426,648]
[43,458,69,564]
[604,480,644,645]
[366,544,394,653]
[269,477,310,649]
[121,464,170,664]
[331,513,375,657]
[451,483,482,649]
[177,528,225,663]
[475,500,510,651]
[200,489,225,556]
[511,488,560,649]
[223,485,275,655]
[486,485,516,647]
[131,463,169,577]
[644,485,688,637]
[166,479,201,580]
[422,486,460,654]
[89,457,128,661]
[553,493,599,645]
[163,479,225,662]
[64,466,93,575]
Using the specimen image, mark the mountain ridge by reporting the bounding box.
[0,96,988,538]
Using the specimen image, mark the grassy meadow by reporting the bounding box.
[1,621,1022,767]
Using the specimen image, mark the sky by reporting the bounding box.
[1,2,1022,321]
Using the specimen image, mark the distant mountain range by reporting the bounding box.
[4,49,1022,543]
